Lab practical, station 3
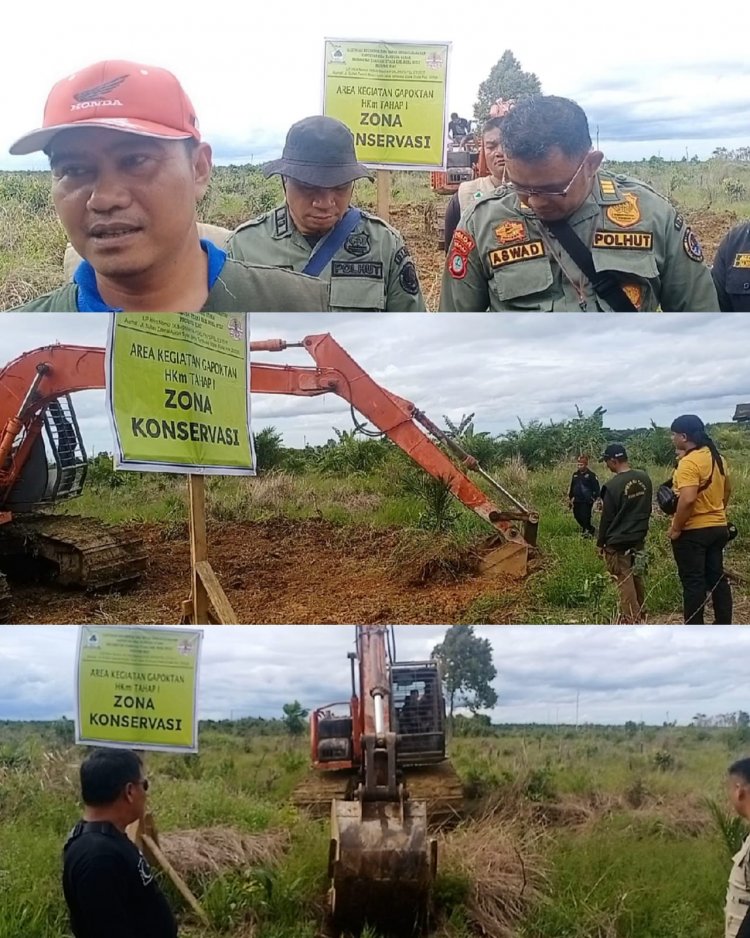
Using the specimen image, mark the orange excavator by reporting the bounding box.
[0,332,538,620]
[296,624,458,934]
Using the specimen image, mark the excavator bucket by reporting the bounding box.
[329,799,436,936]
[478,539,529,580]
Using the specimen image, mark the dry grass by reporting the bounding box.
[387,529,481,585]
[440,812,547,938]
[159,826,290,879]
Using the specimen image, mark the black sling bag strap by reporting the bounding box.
[543,219,638,312]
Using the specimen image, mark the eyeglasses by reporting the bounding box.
[505,153,589,199]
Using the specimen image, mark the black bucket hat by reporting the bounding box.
[263,116,374,187]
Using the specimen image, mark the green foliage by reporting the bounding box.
[253,426,286,473]
[398,471,458,532]
[315,429,391,474]
[473,50,542,119]
[281,701,309,737]
[432,625,498,718]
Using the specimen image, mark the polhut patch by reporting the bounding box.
[605,192,641,228]
[452,230,475,255]
[494,221,526,245]
[733,254,750,268]
[593,231,653,250]
[399,261,420,295]
[674,212,684,231]
[683,228,704,263]
[393,246,410,266]
[331,261,383,279]
[344,232,371,257]
[488,240,546,268]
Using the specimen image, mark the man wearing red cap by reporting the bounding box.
[8,61,329,312]
[226,116,425,311]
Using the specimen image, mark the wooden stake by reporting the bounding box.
[377,170,391,223]
[188,474,209,625]
[195,560,238,625]
[142,832,211,926]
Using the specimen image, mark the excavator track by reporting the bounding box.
[0,572,10,623]
[292,761,464,828]
[0,514,147,590]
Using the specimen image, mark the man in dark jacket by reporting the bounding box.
[63,748,177,938]
[597,443,653,623]
[568,455,600,537]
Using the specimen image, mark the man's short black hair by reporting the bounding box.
[500,95,592,161]
[729,758,750,785]
[80,748,143,806]
[482,117,506,135]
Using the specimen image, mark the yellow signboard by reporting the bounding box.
[75,627,202,753]
[323,39,450,170]
[106,313,255,474]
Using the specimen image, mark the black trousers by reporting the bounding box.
[572,500,595,535]
[671,526,732,624]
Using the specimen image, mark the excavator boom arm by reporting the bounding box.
[0,337,535,548]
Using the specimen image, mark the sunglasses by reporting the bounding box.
[132,778,149,792]
[505,153,589,199]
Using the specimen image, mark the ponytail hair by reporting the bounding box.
[670,414,724,476]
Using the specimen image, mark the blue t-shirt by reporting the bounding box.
[72,239,227,312]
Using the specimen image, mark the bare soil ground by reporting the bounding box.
[7,518,523,624]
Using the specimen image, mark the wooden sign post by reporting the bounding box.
[181,474,239,626]
[377,170,391,224]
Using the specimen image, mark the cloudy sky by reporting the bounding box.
[0,312,747,452]
[2,0,747,171]
[0,624,747,726]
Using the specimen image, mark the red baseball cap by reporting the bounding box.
[10,60,201,155]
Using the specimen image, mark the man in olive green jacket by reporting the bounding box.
[439,95,719,312]
[7,59,329,313]
[227,116,425,312]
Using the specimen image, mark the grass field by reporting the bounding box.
[0,718,746,938]
[2,157,750,310]
[11,415,743,626]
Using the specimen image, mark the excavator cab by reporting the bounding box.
[391,662,446,764]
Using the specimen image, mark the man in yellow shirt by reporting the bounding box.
[669,414,732,623]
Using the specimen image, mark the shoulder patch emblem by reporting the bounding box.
[393,245,410,266]
[447,230,474,279]
[494,221,526,245]
[399,261,420,295]
[606,192,641,228]
[674,212,684,231]
[683,228,704,263]
[452,230,475,255]
[344,232,370,257]
[733,253,750,269]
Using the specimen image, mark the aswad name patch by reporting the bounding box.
[593,231,653,250]
[733,254,750,268]
[488,240,546,268]
[331,261,383,279]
